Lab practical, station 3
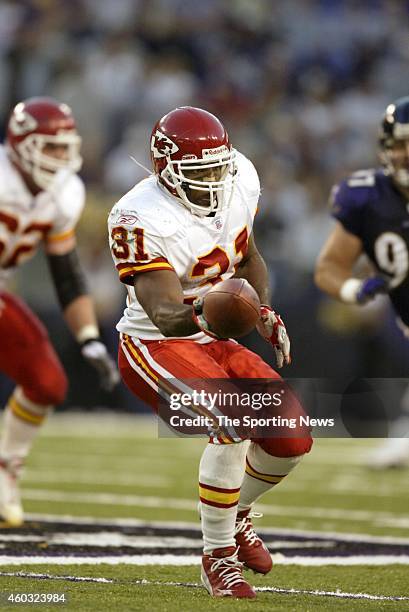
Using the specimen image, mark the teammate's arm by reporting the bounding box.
[315,221,365,301]
[45,234,99,338]
[134,269,200,337]
[45,234,119,390]
[234,233,270,305]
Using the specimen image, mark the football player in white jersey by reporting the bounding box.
[109,107,313,599]
[0,97,119,526]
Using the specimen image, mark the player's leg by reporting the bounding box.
[209,340,313,573]
[0,292,67,524]
[119,334,256,598]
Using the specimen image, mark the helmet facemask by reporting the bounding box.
[12,130,82,190]
[160,148,237,216]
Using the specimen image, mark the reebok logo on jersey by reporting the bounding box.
[116,210,139,225]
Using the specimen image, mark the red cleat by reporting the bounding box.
[235,510,272,574]
[201,546,256,598]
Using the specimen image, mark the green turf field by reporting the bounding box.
[0,413,408,610]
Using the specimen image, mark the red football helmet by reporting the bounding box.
[150,106,237,216]
[6,97,82,190]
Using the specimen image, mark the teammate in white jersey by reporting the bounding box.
[109,107,312,599]
[0,97,119,526]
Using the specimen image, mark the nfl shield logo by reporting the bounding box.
[214,216,223,229]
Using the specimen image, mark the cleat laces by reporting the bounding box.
[235,511,263,546]
[210,554,246,591]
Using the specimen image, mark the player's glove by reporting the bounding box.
[256,305,291,368]
[192,297,222,339]
[356,276,390,304]
[80,339,120,392]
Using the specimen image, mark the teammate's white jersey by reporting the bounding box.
[0,145,85,290]
[109,151,260,341]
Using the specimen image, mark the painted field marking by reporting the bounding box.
[23,512,409,544]
[22,469,170,488]
[21,489,409,526]
[0,571,407,601]
[0,554,408,566]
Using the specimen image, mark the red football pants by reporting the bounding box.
[119,334,312,457]
[0,291,67,405]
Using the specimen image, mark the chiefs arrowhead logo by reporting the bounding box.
[151,130,179,159]
[9,106,38,136]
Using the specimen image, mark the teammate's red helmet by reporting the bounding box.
[6,97,82,190]
[150,106,237,216]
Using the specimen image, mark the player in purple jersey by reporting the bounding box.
[315,96,409,468]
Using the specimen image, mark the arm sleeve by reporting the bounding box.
[47,248,88,309]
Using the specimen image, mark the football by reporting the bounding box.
[203,278,261,338]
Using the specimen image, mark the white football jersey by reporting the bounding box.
[109,151,260,342]
[0,145,85,289]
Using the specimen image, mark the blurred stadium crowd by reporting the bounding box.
[1,0,409,410]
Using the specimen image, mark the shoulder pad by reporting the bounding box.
[0,146,29,205]
[109,177,180,238]
[234,151,260,219]
[345,168,377,190]
[331,169,377,212]
[236,151,260,198]
[52,174,85,227]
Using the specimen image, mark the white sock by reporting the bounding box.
[0,387,51,464]
[199,441,249,554]
[238,443,303,512]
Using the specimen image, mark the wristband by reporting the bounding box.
[76,324,99,344]
[339,278,361,304]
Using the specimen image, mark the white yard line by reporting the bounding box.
[33,448,370,466]
[21,467,406,499]
[22,469,170,488]
[31,453,173,468]
[0,571,407,600]
[0,554,408,567]
[22,512,409,544]
[21,489,409,526]
[22,489,198,511]
[22,469,378,496]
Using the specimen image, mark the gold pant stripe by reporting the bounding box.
[123,336,159,383]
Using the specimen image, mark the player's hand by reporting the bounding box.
[256,305,291,368]
[192,297,221,339]
[356,276,390,304]
[81,340,120,391]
